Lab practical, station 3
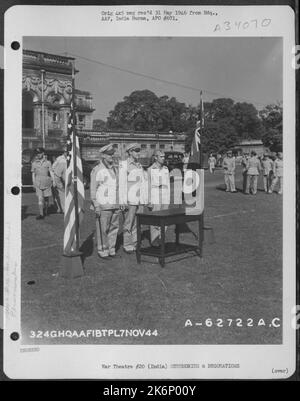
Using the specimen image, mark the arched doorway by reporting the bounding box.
[22,92,34,129]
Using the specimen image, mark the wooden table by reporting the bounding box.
[136,208,204,267]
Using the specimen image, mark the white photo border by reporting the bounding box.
[4,4,296,379]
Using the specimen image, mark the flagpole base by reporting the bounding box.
[60,251,84,279]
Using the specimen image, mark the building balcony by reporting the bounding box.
[48,129,64,137]
[23,49,76,75]
[23,128,38,137]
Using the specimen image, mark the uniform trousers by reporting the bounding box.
[57,187,65,212]
[263,173,272,192]
[270,176,283,193]
[123,205,139,251]
[246,175,258,194]
[52,185,65,212]
[242,171,248,193]
[96,209,120,257]
[224,173,236,192]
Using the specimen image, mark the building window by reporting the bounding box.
[141,144,147,149]
[160,144,165,149]
[53,112,59,122]
[78,114,85,123]
[150,144,156,149]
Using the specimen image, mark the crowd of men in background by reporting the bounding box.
[208,150,283,195]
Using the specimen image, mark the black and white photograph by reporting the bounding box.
[3,5,296,379]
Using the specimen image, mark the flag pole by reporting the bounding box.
[60,60,84,278]
[199,90,203,169]
[199,90,204,256]
[71,61,80,253]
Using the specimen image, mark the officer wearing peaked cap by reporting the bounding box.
[222,150,237,193]
[121,143,146,254]
[90,143,120,258]
[148,150,170,246]
[99,143,115,154]
[245,151,261,195]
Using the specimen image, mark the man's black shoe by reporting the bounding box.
[36,215,44,220]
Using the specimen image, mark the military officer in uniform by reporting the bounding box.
[122,143,145,254]
[222,150,237,193]
[261,153,274,193]
[31,147,54,219]
[148,150,170,246]
[208,153,216,174]
[241,152,250,193]
[52,147,67,213]
[90,144,120,258]
[245,151,261,195]
[269,152,283,194]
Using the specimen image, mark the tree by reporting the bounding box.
[93,119,106,130]
[259,103,282,151]
[106,90,193,132]
[202,120,238,153]
[206,98,235,122]
[107,90,272,154]
[232,102,265,140]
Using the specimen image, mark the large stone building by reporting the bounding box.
[22,50,186,160]
[79,129,186,161]
[22,50,94,150]
[233,139,266,156]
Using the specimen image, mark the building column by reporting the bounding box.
[44,104,49,137]
[60,106,70,137]
[33,104,41,135]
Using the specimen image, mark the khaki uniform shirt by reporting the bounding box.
[126,158,145,205]
[241,156,249,173]
[90,162,102,209]
[274,159,283,177]
[31,157,52,190]
[95,162,119,210]
[52,155,67,189]
[222,157,235,175]
[247,156,261,176]
[261,159,274,175]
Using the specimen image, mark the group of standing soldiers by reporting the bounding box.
[217,150,283,195]
[90,143,169,259]
[31,143,169,258]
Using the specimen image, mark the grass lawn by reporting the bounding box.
[21,166,282,345]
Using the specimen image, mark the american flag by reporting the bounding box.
[63,80,85,255]
[189,91,204,165]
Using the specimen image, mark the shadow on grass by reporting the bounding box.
[140,243,201,266]
[216,184,246,194]
[216,184,226,191]
[21,205,36,220]
[79,232,95,262]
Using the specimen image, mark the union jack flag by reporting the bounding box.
[189,91,204,165]
[63,76,85,255]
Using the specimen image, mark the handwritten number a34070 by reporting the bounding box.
[214,19,271,32]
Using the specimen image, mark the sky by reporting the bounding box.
[24,37,282,121]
